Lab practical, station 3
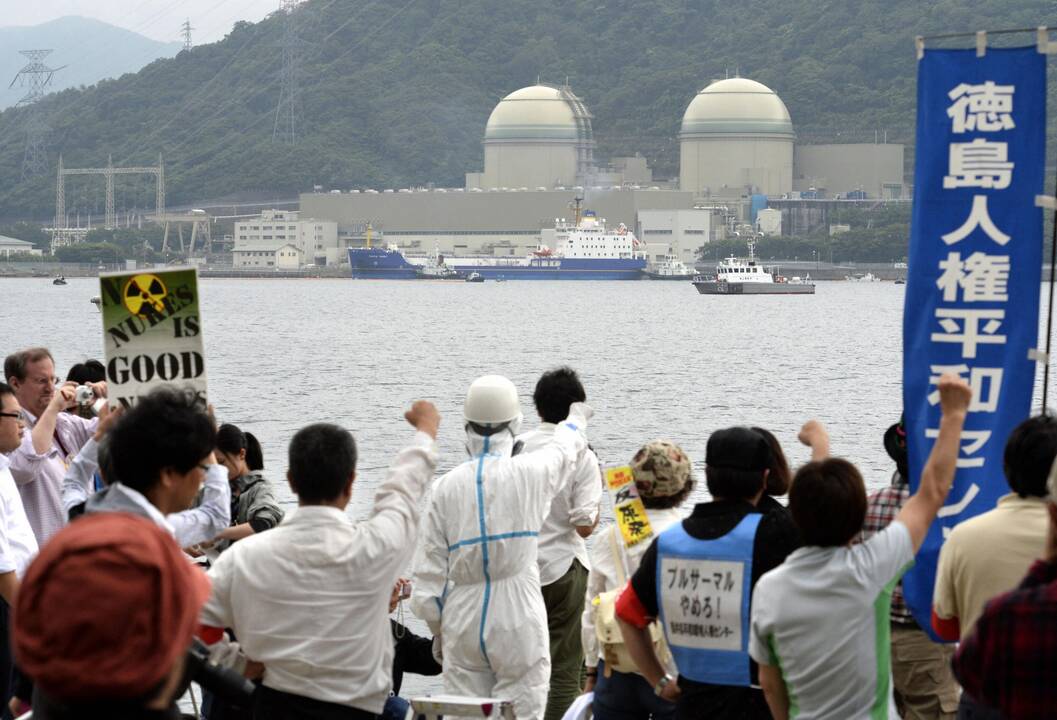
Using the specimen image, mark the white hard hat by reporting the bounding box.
[464,375,521,425]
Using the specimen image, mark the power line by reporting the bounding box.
[273,0,305,144]
[181,18,194,52]
[8,49,64,180]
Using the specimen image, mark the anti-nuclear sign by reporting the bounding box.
[99,267,206,408]
[604,465,654,548]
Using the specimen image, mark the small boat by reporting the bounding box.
[894,278,906,285]
[89,296,102,310]
[693,238,814,295]
[465,272,484,283]
[52,275,67,285]
[643,254,697,280]
[845,272,881,283]
[415,246,461,280]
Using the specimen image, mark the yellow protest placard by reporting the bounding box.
[605,465,654,548]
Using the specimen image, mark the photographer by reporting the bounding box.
[12,512,211,719]
[4,348,104,544]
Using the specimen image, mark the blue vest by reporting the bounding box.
[655,512,761,686]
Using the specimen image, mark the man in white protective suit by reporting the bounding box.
[411,374,591,719]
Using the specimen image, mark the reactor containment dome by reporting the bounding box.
[480,84,595,190]
[679,77,794,198]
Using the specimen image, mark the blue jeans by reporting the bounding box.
[593,660,677,720]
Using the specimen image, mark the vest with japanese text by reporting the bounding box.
[654,513,761,686]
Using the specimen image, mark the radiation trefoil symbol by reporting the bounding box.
[121,274,168,317]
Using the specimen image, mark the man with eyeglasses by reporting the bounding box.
[4,348,102,544]
[0,382,40,709]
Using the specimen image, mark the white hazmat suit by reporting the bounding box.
[411,403,591,719]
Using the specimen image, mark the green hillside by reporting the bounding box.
[0,0,1052,220]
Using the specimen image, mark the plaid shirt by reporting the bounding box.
[860,474,913,623]
[953,559,1057,719]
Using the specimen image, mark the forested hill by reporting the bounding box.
[0,0,1052,219]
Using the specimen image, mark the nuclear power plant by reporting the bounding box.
[279,76,906,267]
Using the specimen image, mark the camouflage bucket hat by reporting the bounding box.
[631,440,692,498]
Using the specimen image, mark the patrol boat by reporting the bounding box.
[693,238,815,295]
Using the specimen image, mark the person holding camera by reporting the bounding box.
[4,348,104,544]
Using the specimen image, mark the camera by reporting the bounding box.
[74,385,107,417]
[183,638,257,708]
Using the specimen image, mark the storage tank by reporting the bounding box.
[679,78,794,198]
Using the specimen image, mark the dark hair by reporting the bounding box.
[789,458,867,547]
[0,382,13,400]
[1003,415,1057,498]
[532,367,586,424]
[642,480,695,510]
[106,387,216,493]
[752,427,791,496]
[288,423,357,504]
[65,360,106,384]
[705,466,766,501]
[216,424,264,471]
[4,348,54,382]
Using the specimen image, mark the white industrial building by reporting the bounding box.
[232,243,303,270]
[636,209,722,264]
[233,210,339,266]
[0,235,42,257]
[679,78,795,198]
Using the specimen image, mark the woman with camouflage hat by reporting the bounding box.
[581,440,694,720]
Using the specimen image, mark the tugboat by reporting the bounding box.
[464,272,484,283]
[643,254,696,280]
[52,275,67,285]
[415,247,461,280]
[693,238,814,295]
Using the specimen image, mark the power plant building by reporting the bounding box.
[679,78,795,198]
[794,143,906,199]
[465,84,595,191]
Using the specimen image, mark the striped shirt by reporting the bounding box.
[860,474,914,624]
[6,410,95,544]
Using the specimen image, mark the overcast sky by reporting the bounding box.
[0,0,281,43]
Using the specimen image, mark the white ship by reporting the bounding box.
[693,238,815,295]
[643,253,697,280]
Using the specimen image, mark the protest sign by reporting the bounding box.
[902,45,1046,637]
[99,267,207,408]
[604,465,654,548]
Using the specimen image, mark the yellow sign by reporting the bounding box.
[122,273,169,317]
[605,465,654,548]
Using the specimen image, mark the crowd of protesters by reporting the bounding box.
[1,346,1056,719]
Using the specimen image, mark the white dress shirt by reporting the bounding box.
[0,455,38,578]
[520,422,602,586]
[200,431,437,714]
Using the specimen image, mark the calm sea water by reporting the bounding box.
[3,276,1054,703]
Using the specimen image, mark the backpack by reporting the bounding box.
[592,525,672,676]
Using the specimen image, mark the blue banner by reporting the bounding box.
[902,45,1046,638]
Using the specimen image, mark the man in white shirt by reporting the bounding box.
[81,386,230,547]
[0,383,39,708]
[519,367,601,720]
[4,348,100,544]
[201,401,441,719]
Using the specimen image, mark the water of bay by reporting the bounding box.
[3,277,1054,703]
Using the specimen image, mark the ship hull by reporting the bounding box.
[693,281,815,295]
[447,257,645,281]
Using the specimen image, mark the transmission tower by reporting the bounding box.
[181,19,194,52]
[8,50,63,180]
[273,0,305,144]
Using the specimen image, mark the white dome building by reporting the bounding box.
[478,84,594,190]
[679,77,794,197]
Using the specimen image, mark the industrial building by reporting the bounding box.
[293,76,906,266]
[679,78,795,198]
[232,243,303,270]
[233,209,338,265]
